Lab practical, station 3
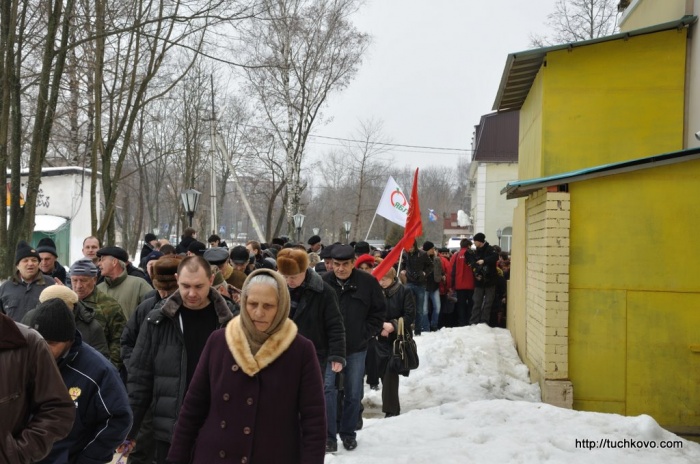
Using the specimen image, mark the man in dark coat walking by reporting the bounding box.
[124,256,235,463]
[322,245,385,452]
[276,248,345,371]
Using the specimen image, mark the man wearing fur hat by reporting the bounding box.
[30,298,132,464]
[22,285,109,359]
[96,246,152,320]
[124,256,236,462]
[36,237,67,284]
[277,248,345,372]
[0,240,55,321]
[70,258,126,370]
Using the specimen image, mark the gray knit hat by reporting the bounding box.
[70,258,98,277]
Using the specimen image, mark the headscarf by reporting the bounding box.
[239,268,290,355]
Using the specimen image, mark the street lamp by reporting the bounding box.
[343,221,351,243]
[153,227,160,238]
[497,228,502,247]
[293,213,306,243]
[181,189,201,227]
[312,227,320,236]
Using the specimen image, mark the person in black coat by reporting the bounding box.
[124,256,235,463]
[470,233,499,325]
[322,245,385,452]
[377,267,415,417]
[36,237,67,284]
[29,299,132,464]
[276,248,346,372]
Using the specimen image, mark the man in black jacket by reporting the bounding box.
[400,240,433,334]
[470,233,499,325]
[124,256,235,463]
[277,248,345,371]
[322,245,385,453]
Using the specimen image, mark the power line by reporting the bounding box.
[307,134,473,152]
[229,122,473,153]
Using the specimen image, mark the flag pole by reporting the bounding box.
[364,213,377,241]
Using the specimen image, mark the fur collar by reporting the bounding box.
[225,316,297,377]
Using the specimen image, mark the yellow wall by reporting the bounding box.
[518,70,544,181]
[542,29,687,176]
[619,0,687,32]
[568,160,700,427]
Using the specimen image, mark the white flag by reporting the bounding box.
[375,176,409,227]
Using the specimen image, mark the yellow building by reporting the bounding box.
[494,17,700,436]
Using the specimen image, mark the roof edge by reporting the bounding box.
[501,146,700,199]
[492,15,698,111]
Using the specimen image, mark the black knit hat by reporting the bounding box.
[36,237,58,257]
[473,233,486,243]
[422,241,435,251]
[145,233,157,243]
[31,298,76,342]
[15,240,40,265]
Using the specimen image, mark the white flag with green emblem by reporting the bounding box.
[375,176,409,227]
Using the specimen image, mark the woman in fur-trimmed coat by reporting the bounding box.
[167,269,326,464]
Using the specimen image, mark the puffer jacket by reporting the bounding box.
[291,269,345,368]
[22,302,109,360]
[120,291,168,372]
[0,313,74,464]
[127,289,236,444]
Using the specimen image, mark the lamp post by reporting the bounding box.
[343,221,351,243]
[153,227,160,238]
[181,189,201,228]
[293,213,306,243]
[312,227,320,236]
[497,228,502,247]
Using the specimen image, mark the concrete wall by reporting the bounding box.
[619,0,687,32]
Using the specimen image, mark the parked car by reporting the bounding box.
[446,236,468,251]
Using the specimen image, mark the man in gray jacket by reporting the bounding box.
[97,246,152,320]
[0,241,55,321]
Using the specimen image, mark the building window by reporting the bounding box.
[501,227,512,252]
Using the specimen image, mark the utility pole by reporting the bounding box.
[209,74,217,236]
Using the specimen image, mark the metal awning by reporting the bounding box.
[492,16,697,112]
[501,146,700,199]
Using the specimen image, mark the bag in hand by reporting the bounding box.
[390,317,419,376]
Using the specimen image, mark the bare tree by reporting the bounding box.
[530,0,620,47]
[239,0,369,235]
[343,119,390,241]
[0,0,76,276]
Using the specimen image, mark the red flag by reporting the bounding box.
[372,168,422,281]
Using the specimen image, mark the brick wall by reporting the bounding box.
[525,189,572,406]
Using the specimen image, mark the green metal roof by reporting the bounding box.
[492,16,697,112]
[501,146,700,199]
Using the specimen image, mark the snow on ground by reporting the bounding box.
[326,324,700,463]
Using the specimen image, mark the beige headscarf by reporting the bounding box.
[239,268,291,355]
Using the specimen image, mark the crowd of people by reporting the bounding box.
[0,229,510,463]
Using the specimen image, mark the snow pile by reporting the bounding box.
[327,325,700,463]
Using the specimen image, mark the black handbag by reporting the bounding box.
[390,317,419,375]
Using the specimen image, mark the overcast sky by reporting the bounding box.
[305,0,558,171]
